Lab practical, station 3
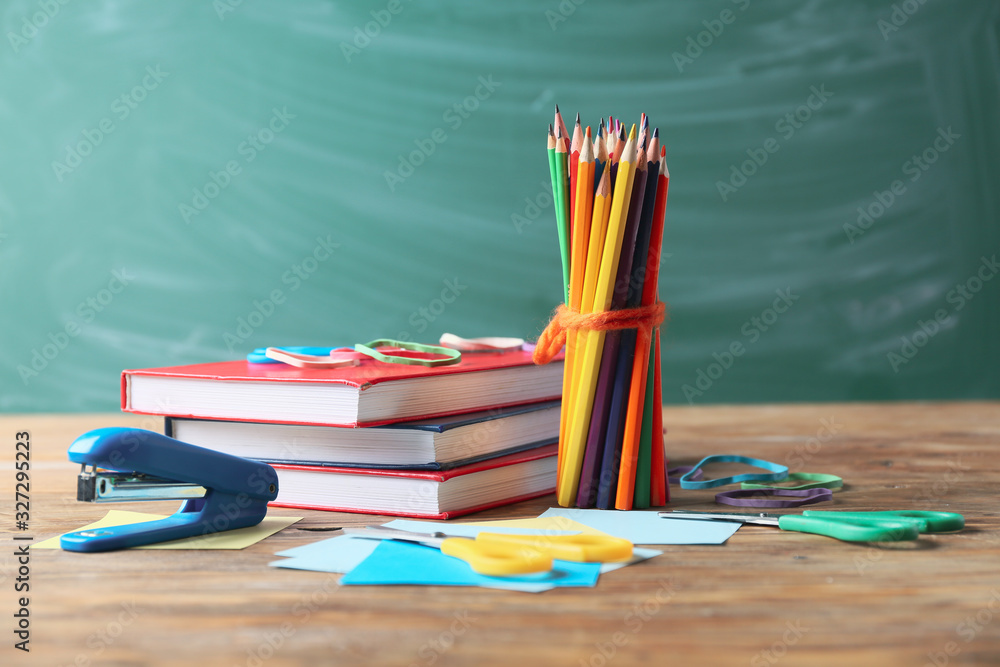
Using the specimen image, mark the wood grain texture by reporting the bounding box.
[2,403,999,666]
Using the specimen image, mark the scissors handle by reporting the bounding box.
[476,533,634,563]
[778,515,919,542]
[439,537,552,577]
[802,510,964,534]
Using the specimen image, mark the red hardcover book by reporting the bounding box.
[122,350,563,428]
[267,443,558,519]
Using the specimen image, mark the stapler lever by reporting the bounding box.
[61,427,279,553]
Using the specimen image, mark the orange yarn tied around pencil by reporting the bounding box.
[532,301,667,365]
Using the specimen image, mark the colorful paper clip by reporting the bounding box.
[61,428,278,552]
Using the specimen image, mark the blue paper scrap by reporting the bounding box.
[339,539,602,592]
[538,508,741,544]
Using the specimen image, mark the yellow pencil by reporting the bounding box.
[580,163,612,323]
[565,160,612,497]
[557,126,638,505]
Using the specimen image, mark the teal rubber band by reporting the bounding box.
[679,455,788,490]
[354,339,461,367]
[740,472,843,491]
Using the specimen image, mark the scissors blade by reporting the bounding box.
[342,526,446,548]
[659,510,781,527]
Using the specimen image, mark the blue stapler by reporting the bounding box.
[61,428,279,553]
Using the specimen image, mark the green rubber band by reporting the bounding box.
[354,339,462,367]
[741,472,843,491]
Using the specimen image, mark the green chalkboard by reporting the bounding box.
[1,0,998,412]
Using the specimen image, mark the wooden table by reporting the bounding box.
[3,403,999,666]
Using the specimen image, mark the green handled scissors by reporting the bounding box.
[660,510,964,542]
[343,526,634,576]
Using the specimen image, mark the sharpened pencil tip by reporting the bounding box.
[575,112,580,123]
[629,124,637,139]
[653,127,659,138]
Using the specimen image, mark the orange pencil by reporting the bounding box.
[558,128,595,476]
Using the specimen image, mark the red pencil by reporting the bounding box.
[648,145,670,506]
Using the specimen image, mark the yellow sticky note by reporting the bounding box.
[33,510,301,550]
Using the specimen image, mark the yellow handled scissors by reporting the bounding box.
[343,526,634,577]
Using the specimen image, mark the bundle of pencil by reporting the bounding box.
[547,107,670,510]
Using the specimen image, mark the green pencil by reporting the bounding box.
[632,337,656,508]
[553,127,571,302]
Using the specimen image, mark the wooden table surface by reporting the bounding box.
[3,402,999,667]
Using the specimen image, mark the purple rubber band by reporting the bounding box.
[667,466,703,485]
[714,487,833,508]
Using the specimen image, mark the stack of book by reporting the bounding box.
[121,349,564,519]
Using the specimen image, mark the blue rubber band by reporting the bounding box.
[667,466,703,486]
[679,455,789,490]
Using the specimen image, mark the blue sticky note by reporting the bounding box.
[270,535,377,573]
[383,519,578,538]
[538,508,740,545]
[339,540,601,592]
